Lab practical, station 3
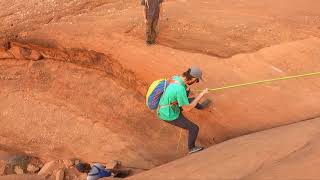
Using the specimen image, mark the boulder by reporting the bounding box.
[62,160,74,168]
[0,160,6,176]
[27,163,40,173]
[38,160,58,176]
[14,166,24,175]
[55,169,65,180]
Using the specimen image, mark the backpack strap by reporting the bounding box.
[157,77,182,111]
[167,78,181,86]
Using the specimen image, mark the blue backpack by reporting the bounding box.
[89,165,112,178]
[146,78,181,110]
[146,79,168,109]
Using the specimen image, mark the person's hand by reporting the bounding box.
[201,88,209,95]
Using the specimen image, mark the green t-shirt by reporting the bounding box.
[158,76,190,121]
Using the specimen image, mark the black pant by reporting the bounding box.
[163,98,204,150]
[165,113,199,150]
[146,17,159,43]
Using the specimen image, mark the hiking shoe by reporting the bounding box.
[189,146,204,154]
[146,40,155,45]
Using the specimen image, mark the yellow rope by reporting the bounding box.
[176,129,183,153]
[176,71,320,152]
[194,71,320,92]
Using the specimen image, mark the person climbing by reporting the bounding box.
[157,66,210,154]
[141,0,163,45]
[75,161,131,180]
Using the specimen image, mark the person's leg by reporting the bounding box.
[145,19,153,44]
[151,17,159,43]
[165,114,199,150]
[145,8,153,44]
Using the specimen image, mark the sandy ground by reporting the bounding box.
[129,118,320,180]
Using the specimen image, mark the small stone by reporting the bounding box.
[74,159,80,165]
[27,163,40,173]
[14,166,24,174]
[29,157,44,169]
[105,160,121,170]
[28,50,43,61]
[19,47,32,57]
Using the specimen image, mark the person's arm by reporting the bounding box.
[144,10,147,24]
[142,0,148,23]
[159,1,163,20]
[181,88,208,112]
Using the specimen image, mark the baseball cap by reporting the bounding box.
[190,66,203,81]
